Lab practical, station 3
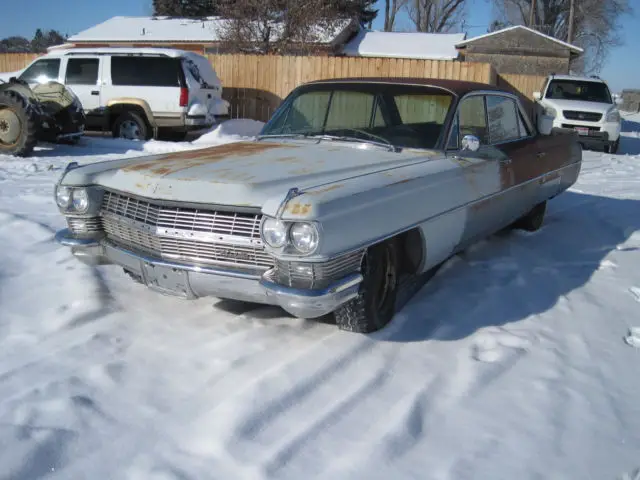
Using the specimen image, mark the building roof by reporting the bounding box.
[304,77,502,96]
[68,16,353,45]
[455,25,584,54]
[341,30,466,60]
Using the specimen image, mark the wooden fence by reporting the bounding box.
[0,52,545,122]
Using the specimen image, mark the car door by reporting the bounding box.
[484,93,543,225]
[62,56,102,120]
[446,93,517,244]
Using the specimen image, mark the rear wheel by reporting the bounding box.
[112,111,150,141]
[513,201,547,232]
[333,240,399,334]
[0,90,38,157]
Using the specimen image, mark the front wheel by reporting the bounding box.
[0,90,38,157]
[333,240,399,334]
[606,139,620,154]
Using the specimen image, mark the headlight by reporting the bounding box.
[71,188,89,213]
[544,106,557,118]
[261,218,288,248]
[290,222,319,254]
[55,185,72,209]
[606,109,621,123]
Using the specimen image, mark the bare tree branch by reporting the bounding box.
[406,0,468,33]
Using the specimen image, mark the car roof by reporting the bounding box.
[547,74,607,84]
[304,77,504,96]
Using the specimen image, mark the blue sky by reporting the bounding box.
[0,0,636,92]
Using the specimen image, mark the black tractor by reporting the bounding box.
[0,78,86,157]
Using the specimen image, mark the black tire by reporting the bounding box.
[607,139,620,154]
[112,111,151,141]
[0,90,38,157]
[513,201,547,232]
[333,240,399,334]
[158,129,188,142]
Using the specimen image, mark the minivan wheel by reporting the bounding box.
[333,240,399,334]
[112,111,150,141]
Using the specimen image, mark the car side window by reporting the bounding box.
[111,56,182,87]
[19,58,60,83]
[486,95,521,144]
[458,95,488,145]
[65,58,99,85]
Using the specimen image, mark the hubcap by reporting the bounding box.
[0,107,21,145]
[119,120,142,140]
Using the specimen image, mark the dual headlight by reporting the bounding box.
[55,185,91,214]
[261,217,320,255]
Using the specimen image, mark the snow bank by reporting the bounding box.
[193,118,265,145]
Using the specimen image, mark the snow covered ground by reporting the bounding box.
[1,116,639,480]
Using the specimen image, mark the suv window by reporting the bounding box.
[111,56,182,87]
[19,58,60,83]
[65,58,99,85]
[486,95,521,143]
[545,80,612,104]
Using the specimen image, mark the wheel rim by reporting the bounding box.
[0,107,21,146]
[374,247,397,311]
[119,120,143,140]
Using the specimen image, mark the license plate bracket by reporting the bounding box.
[140,262,194,298]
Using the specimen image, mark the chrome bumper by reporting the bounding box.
[55,229,362,319]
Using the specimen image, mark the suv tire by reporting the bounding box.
[112,111,151,141]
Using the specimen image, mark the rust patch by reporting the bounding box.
[122,141,295,176]
[274,156,299,164]
[307,183,344,195]
[285,203,312,216]
[289,167,314,175]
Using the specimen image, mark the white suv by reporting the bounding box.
[1,47,230,141]
[533,74,622,153]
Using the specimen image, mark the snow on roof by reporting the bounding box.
[68,16,352,45]
[341,30,466,60]
[455,25,584,54]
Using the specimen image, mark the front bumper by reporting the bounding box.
[55,229,362,319]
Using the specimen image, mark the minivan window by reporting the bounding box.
[19,58,60,83]
[111,56,182,87]
[545,80,612,104]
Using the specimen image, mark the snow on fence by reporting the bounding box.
[0,53,545,122]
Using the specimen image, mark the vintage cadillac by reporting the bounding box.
[54,78,582,333]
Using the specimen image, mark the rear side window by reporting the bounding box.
[65,58,99,85]
[19,58,60,83]
[111,56,182,87]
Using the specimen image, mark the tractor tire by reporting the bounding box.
[0,90,38,157]
[333,240,399,334]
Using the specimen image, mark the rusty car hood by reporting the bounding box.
[62,139,442,210]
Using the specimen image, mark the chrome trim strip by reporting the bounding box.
[260,270,363,298]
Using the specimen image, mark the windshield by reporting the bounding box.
[260,84,454,150]
[545,80,612,104]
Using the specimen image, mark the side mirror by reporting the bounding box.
[615,96,623,105]
[538,114,554,136]
[533,92,542,101]
[461,135,480,152]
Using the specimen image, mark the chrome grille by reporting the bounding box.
[274,250,365,289]
[563,110,602,122]
[67,216,103,235]
[100,191,272,271]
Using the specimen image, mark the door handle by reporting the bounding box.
[500,158,512,164]
[537,152,547,158]
[91,90,99,95]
